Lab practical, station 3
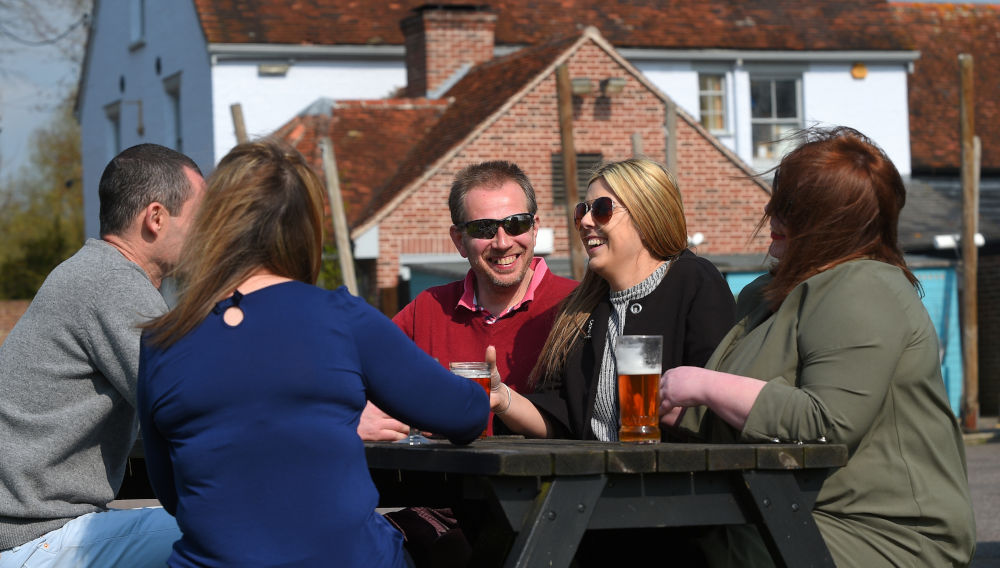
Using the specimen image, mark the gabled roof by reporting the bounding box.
[892,3,1000,174]
[273,98,450,225]
[274,26,768,235]
[193,0,912,51]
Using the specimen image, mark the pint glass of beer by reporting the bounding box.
[615,335,663,443]
[450,362,491,437]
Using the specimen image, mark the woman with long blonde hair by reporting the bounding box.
[137,139,488,567]
[488,158,734,441]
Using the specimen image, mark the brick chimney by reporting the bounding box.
[401,5,497,98]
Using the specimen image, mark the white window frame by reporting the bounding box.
[698,72,729,135]
[749,75,803,168]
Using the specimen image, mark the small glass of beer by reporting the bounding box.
[615,335,662,443]
[449,362,491,437]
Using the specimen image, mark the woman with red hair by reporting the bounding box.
[660,127,976,566]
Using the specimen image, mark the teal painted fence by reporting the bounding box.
[724,267,963,416]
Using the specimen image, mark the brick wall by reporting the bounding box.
[402,7,497,97]
[374,40,770,290]
[0,300,30,346]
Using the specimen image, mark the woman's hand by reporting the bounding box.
[658,366,707,426]
[660,366,709,408]
[660,366,767,431]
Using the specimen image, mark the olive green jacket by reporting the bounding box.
[680,260,975,567]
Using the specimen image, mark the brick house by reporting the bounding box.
[77,0,918,239]
[892,3,1000,416]
[272,8,771,313]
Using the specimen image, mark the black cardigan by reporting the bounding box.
[525,250,736,440]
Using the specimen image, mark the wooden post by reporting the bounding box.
[664,100,678,175]
[958,54,979,431]
[320,137,359,296]
[631,133,643,157]
[556,64,587,281]
[230,103,249,144]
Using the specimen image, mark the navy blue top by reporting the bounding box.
[138,282,489,567]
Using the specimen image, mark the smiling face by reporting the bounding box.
[579,178,658,291]
[449,181,537,290]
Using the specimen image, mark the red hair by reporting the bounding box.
[759,127,918,309]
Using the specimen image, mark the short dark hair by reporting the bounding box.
[98,144,202,236]
[448,161,537,225]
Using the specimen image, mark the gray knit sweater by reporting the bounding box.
[0,239,167,549]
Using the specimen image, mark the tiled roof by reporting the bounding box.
[357,34,580,226]
[892,3,1000,173]
[193,0,912,51]
[273,98,450,226]
[899,177,1000,251]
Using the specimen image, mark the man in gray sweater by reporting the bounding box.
[0,144,205,567]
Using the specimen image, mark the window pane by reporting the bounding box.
[750,79,772,119]
[699,94,722,114]
[752,123,776,159]
[700,96,725,132]
[775,79,798,118]
[753,122,800,159]
[699,75,723,92]
[130,0,145,43]
[705,113,724,132]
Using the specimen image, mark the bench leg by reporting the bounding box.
[503,474,606,568]
[740,469,835,568]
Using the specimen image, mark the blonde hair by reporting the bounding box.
[532,158,688,386]
[144,139,326,347]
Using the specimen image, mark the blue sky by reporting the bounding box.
[0,2,87,184]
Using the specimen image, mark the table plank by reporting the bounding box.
[804,444,848,468]
[656,444,710,472]
[755,446,805,469]
[365,441,556,476]
[706,444,757,470]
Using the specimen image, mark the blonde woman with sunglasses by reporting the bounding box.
[488,158,734,442]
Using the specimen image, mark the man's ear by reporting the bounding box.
[142,202,167,237]
[449,225,469,258]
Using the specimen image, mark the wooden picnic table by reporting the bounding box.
[366,437,847,568]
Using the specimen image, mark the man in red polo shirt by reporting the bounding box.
[359,160,577,441]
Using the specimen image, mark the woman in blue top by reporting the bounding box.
[137,139,489,567]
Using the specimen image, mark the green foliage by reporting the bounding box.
[0,104,83,299]
[317,242,343,290]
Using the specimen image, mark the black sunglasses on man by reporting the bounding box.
[454,213,535,240]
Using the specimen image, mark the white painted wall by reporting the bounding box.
[210,60,406,163]
[79,0,213,238]
[802,63,911,175]
[636,61,740,157]
[633,60,700,122]
[639,60,912,176]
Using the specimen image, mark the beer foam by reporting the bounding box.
[616,351,660,375]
